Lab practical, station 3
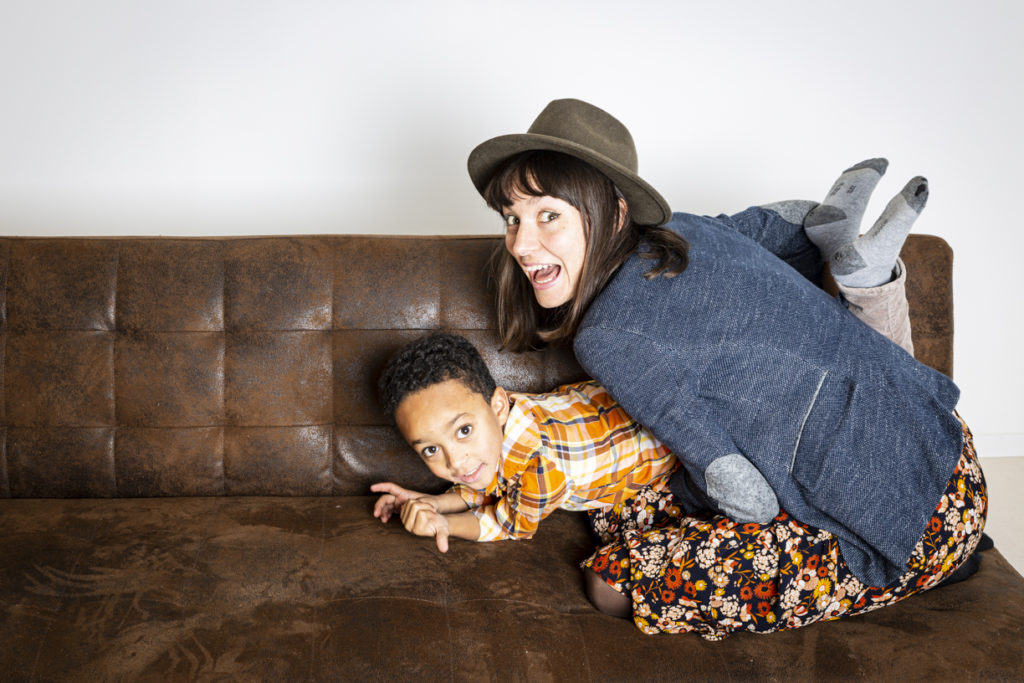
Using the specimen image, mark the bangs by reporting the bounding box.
[484,155,546,210]
[483,151,614,213]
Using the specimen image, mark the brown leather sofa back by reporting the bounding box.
[0,234,952,499]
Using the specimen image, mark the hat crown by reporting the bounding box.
[467,97,670,225]
[527,99,638,173]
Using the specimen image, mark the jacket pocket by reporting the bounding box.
[695,348,836,460]
[787,371,857,489]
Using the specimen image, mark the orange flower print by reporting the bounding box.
[580,424,986,640]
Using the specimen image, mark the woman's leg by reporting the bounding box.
[583,417,986,640]
[584,568,632,618]
[582,481,683,619]
[836,257,914,355]
[804,161,928,354]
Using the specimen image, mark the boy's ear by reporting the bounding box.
[490,387,511,427]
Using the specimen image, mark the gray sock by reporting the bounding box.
[805,158,889,259]
[831,177,928,288]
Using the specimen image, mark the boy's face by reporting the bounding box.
[394,379,510,491]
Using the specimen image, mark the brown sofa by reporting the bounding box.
[1,233,1022,681]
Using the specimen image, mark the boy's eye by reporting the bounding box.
[539,211,559,223]
[457,425,472,438]
[421,446,438,458]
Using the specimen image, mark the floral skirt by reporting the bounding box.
[582,416,986,640]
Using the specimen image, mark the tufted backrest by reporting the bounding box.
[0,234,951,498]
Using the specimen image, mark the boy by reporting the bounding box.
[371,332,679,552]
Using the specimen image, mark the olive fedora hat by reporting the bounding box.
[467,98,672,226]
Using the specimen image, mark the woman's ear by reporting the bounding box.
[616,197,629,232]
[491,387,511,427]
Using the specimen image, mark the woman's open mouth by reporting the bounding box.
[525,263,561,290]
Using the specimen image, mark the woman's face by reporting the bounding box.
[502,194,586,309]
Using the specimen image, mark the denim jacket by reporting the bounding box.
[574,209,963,586]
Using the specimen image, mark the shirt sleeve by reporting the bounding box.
[448,483,493,510]
[469,453,571,542]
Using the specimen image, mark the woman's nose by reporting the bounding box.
[510,222,539,257]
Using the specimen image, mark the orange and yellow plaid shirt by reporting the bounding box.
[451,380,677,542]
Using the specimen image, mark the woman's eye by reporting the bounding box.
[457,425,472,438]
[539,211,559,223]
[503,214,519,228]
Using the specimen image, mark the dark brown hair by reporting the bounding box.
[484,151,689,352]
[378,332,497,425]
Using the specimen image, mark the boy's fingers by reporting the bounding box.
[435,528,450,553]
[400,499,426,528]
[373,495,395,520]
[370,482,401,495]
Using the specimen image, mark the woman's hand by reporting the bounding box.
[370,482,432,523]
[399,499,451,552]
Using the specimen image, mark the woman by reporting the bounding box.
[466,98,986,638]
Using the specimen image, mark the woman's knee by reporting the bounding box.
[584,569,632,618]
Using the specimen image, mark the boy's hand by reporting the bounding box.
[371,482,432,523]
[400,499,452,553]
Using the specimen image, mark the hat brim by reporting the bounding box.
[468,133,672,227]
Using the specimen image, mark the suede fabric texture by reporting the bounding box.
[0,234,1021,681]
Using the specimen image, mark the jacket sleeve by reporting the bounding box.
[716,204,824,285]
[574,326,779,523]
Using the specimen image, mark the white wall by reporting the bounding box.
[1,0,1021,454]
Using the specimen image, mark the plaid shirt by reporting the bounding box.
[452,380,677,542]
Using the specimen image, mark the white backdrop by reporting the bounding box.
[1,0,1021,455]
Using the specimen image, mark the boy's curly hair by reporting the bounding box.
[378,332,498,423]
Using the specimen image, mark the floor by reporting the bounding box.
[978,456,1024,574]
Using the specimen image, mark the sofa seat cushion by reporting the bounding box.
[2,496,1022,680]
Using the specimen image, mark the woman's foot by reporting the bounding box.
[830,176,929,287]
[805,157,889,258]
